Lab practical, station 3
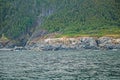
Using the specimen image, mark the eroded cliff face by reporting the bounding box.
[26,37,120,51]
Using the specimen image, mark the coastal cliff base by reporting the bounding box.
[26,37,120,51]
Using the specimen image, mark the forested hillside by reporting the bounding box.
[41,0,120,37]
[0,0,56,39]
[0,0,120,45]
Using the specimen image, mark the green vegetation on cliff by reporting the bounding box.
[0,0,56,39]
[0,0,120,43]
[41,0,120,37]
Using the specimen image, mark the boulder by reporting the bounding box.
[98,37,120,49]
[5,41,16,48]
[78,37,98,49]
[98,37,112,44]
[0,42,3,48]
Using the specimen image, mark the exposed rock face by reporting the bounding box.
[0,42,3,48]
[98,37,120,49]
[78,37,98,49]
[5,41,17,48]
[0,40,18,48]
[26,37,120,51]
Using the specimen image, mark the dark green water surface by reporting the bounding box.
[0,50,120,80]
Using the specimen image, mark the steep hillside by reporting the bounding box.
[0,0,58,45]
[0,0,120,46]
[41,0,120,37]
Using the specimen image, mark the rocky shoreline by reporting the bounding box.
[25,37,120,51]
[1,37,120,51]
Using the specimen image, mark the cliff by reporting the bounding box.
[26,37,120,51]
[0,0,120,46]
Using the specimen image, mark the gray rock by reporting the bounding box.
[98,37,120,49]
[78,37,98,49]
[0,42,3,48]
[26,37,120,51]
[98,37,112,44]
[5,41,16,48]
[115,44,120,49]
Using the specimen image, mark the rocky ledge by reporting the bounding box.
[25,37,120,51]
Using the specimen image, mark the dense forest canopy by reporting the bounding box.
[41,0,120,36]
[0,0,120,42]
[0,0,56,39]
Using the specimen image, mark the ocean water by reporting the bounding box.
[0,50,120,80]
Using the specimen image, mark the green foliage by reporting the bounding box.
[0,34,9,41]
[41,0,120,37]
[0,0,36,39]
[0,0,120,41]
[0,0,56,39]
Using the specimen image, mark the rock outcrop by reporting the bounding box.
[0,42,3,48]
[5,41,17,48]
[26,37,120,51]
[98,37,120,49]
